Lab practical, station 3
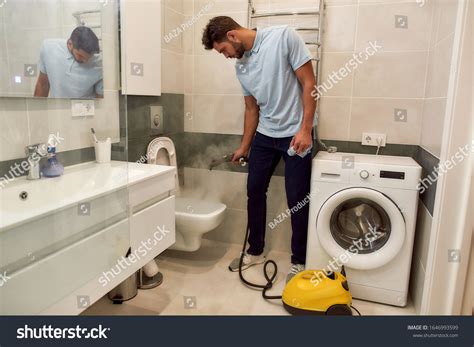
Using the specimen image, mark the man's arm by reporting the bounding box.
[291,61,316,154]
[232,95,259,162]
[94,79,104,99]
[34,72,50,97]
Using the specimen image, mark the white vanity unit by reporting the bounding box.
[0,161,175,315]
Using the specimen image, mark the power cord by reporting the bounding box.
[350,305,362,316]
[375,137,383,155]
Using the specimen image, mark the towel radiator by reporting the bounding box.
[247,0,336,153]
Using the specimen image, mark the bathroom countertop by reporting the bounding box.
[0,161,175,231]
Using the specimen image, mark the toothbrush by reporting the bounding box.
[91,128,99,143]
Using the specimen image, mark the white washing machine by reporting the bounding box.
[306,151,422,306]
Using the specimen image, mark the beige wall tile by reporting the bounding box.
[193,54,242,95]
[164,0,185,14]
[420,97,446,157]
[192,94,244,134]
[322,4,357,52]
[349,97,423,144]
[183,15,195,55]
[320,53,355,97]
[353,51,427,98]
[162,50,185,94]
[0,98,29,161]
[434,0,459,43]
[194,0,248,15]
[318,97,351,140]
[325,0,358,5]
[184,55,194,94]
[355,2,432,52]
[424,34,454,98]
[183,0,194,16]
[162,6,185,54]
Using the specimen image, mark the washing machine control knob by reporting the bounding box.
[359,170,370,179]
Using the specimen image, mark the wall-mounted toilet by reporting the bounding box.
[147,137,226,252]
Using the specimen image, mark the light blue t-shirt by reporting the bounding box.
[235,26,312,138]
[38,39,103,98]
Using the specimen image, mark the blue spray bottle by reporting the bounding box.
[42,135,64,177]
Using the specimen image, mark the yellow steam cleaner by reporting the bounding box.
[233,223,360,316]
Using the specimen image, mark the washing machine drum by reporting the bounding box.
[317,187,406,270]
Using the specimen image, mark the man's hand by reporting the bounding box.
[232,146,249,163]
[290,129,312,154]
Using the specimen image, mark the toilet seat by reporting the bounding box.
[147,137,179,190]
[147,137,177,167]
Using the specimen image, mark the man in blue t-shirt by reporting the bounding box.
[202,16,316,282]
[34,26,103,99]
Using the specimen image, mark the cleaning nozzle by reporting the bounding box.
[209,153,248,170]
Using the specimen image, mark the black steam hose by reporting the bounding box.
[237,223,362,315]
[238,223,282,300]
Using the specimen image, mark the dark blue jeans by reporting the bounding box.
[246,132,311,265]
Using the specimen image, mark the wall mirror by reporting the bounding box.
[0,0,103,99]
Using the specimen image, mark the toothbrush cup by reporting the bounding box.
[94,138,111,163]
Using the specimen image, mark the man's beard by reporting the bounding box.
[232,42,245,59]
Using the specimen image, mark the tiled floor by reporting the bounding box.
[83,239,416,316]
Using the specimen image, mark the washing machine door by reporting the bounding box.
[316,187,405,270]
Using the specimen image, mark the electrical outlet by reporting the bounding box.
[362,133,387,147]
[150,106,163,133]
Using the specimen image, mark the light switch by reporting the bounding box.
[71,100,95,118]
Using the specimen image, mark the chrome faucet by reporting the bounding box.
[25,143,48,180]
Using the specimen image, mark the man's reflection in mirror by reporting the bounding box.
[34,26,103,99]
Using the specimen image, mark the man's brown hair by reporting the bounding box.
[202,16,242,50]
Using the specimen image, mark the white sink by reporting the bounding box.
[0,161,174,230]
[0,160,176,315]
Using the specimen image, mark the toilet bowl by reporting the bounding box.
[147,137,226,252]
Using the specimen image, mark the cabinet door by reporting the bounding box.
[130,195,175,261]
[120,0,161,96]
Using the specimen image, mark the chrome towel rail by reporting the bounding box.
[250,10,320,19]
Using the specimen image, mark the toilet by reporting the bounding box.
[147,137,226,252]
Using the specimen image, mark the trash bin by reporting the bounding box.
[107,271,138,304]
[137,267,164,290]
